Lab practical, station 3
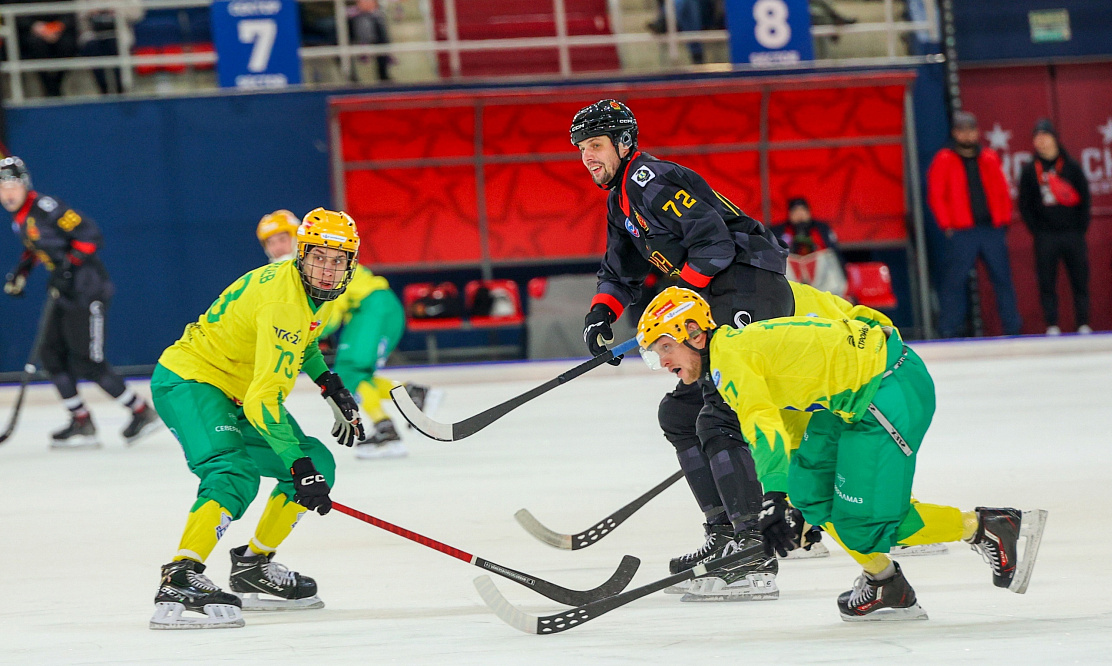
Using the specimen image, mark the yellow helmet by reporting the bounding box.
[296,207,361,301]
[256,209,300,245]
[636,287,717,369]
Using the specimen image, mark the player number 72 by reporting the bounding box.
[662,189,697,217]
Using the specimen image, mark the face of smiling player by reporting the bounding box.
[577,135,630,186]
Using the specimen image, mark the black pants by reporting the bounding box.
[658,264,795,529]
[40,293,126,401]
[1034,231,1089,328]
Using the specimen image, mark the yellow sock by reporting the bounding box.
[821,522,892,572]
[248,493,307,555]
[897,503,966,546]
[174,499,233,562]
[961,510,979,541]
[371,376,399,401]
[357,381,388,423]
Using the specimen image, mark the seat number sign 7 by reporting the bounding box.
[212,0,302,88]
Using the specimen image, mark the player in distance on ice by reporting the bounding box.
[636,287,1048,621]
[149,209,365,629]
[1,156,161,448]
[256,210,440,460]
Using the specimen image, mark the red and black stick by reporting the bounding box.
[332,502,640,607]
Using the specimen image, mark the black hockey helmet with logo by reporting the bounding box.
[0,156,31,189]
[570,99,638,151]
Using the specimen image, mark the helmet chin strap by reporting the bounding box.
[600,142,635,191]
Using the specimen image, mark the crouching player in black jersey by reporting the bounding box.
[1,156,160,448]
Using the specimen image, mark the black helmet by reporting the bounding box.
[570,99,638,151]
[0,156,31,189]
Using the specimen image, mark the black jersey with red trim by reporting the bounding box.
[592,152,787,317]
[11,191,113,299]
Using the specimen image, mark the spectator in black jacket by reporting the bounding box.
[1018,119,1092,335]
[14,0,78,97]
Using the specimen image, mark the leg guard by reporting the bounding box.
[661,383,726,522]
[706,444,763,531]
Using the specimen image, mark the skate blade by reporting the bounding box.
[1009,509,1049,594]
[125,420,163,446]
[235,592,325,611]
[891,543,949,557]
[664,579,692,594]
[780,542,831,560]
[355,442,408,460]
[840,602,929,622]
[149,602,245,629]
[680,573,779,602]
[50,437,102,450]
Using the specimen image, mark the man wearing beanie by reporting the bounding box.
[927,110,1022,338]
[1018,118,1092,335]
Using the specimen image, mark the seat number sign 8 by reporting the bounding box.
[725,0,813,66]
[211,0,302,88]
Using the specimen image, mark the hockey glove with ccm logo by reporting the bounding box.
[583,304,621,366]
[291,457,332,515]
[315,370,364,446]
[758,492,803,557]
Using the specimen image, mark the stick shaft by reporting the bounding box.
[333,502,474,564]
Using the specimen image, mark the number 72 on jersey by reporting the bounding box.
[212,0,303,89]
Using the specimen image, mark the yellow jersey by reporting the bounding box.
[158,260,334,465]
[710,317,893,493]
[320,264,390,337]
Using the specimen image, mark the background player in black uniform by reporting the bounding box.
[572,100,794,600]
[1,156,160,448]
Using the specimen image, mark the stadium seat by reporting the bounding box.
[845,262,898,310]
[464,279,525,328]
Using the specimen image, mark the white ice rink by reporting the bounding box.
[3,335,1112,664]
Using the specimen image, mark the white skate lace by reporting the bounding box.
[847,575,877,607]
[186,570,221,593]
[263,560,298,587]
[970,541,1002,574]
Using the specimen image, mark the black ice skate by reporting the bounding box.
[122,404,162,445]
[669,523,736,575]
[50,413,101,450]
[150,559,244,629]
[837,561,928,622]
[355,419,408,460]
[228,545,324,611]
[680,531,780,602]
[967,507,1048,593]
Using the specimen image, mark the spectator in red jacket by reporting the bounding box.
[927,110,1021,338]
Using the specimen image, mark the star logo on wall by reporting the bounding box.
[1099,117,1112,145]
[985,123,1012,152]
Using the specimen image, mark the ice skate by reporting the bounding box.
[355,419,408,459]
[967,507,1048,593]
[228,545,324,611]
[837,561,928,622]
[664,523,735,594]
[404,383,443,419]
[891,543,949,557]
[150,559,244,629]
[122,404,162,445]
[50,414,101,450]
[680,532,780,602]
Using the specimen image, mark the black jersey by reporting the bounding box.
[592,151,786,316]
[11,191,113,300]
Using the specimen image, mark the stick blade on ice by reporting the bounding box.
[513,509,574,550]
[390,385,454,441]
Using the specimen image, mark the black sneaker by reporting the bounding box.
[50,413,100,449]
[967,507,1048,593]
[681,530,780,601]
[122,404,162,445]
[228,545,323,610]
[151,559,244,629]
[837,561,928,622]
[669,523,736,575]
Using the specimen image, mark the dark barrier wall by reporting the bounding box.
[1,67,948,373]
[954,0,1112,62]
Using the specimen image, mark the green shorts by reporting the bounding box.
[151,364,336,518]
[333,289,405,389]
[787,339,936,554]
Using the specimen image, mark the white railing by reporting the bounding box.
[0,0,940,105]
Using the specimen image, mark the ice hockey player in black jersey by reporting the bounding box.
[572,100,793,600]
[1,156,161,448]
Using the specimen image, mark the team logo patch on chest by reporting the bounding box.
[631,166,655,187]
[624,218,640,237]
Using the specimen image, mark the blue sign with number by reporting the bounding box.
[725,0,813,65]
[211,0,302,88]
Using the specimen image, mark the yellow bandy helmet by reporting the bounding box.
[296,207,361,301]
[636,287,716,370]
[256,209,300,245]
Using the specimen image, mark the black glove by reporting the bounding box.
[48,262,75,296]
[583,303,621,366]
[4,256,34,297]
[316,370,364,446]
[757,492,803,557]
[290,456,332,515]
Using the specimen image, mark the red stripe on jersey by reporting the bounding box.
[679,263,712,288]
[590,292,625,320]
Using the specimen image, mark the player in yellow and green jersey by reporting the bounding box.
[149,209,365,630]
[256,210,440,461]
[636,286,1048,621]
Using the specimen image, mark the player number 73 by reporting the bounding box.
[662,189,697,217]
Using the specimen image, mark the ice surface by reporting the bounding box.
[2,335,1111,664]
